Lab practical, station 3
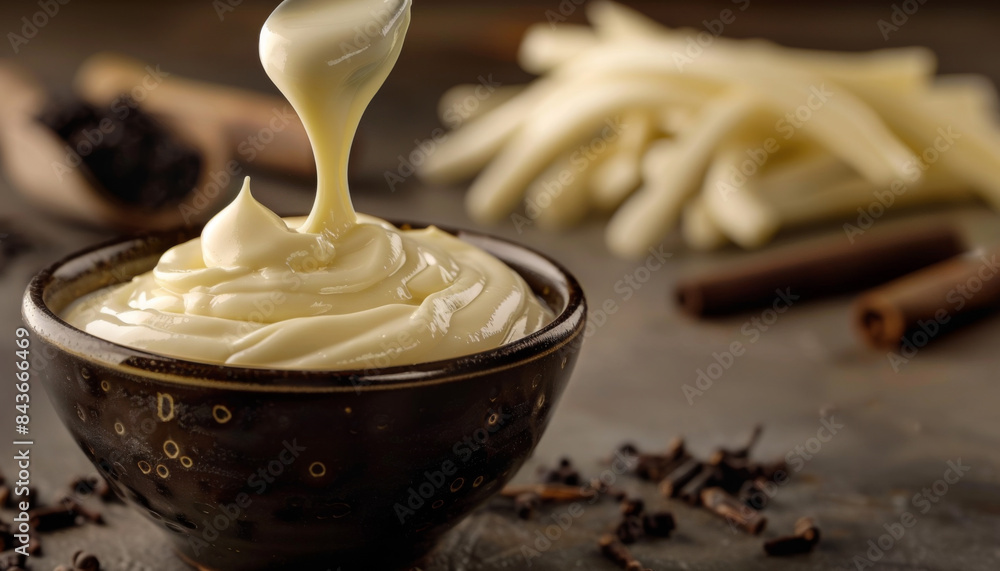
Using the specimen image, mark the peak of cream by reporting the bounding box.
[200,178,323,268]
[62,0,552,370]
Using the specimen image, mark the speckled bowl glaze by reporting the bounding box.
[22,224,586,571]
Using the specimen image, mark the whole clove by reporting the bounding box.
[642,512,676,538]
[588,477,628,501]
[739,478,770,510]
[659,458,702,498]
[617,443,639,457]
[708,451,754,494]
[73,550,102,571]
[598,534,652,571]
[618,438,689,482]
[614,497,647,544]
[619,497,645,517]
[727,425,763,460]
[28,503,82,532]
[634,456,669,482]
[664,436,686,459]
[540,458,581,487]
[58,497,104,524]
[763,535,817,556]
[794,516,821,544]
[679,465,720,505]
[613,497,676,543]
[25,494,104,534]
[615,515,645,544]
[514,492,540,520]
[700,487,767,535]
[763,517,821,556]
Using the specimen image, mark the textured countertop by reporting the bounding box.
[0,1,998,570]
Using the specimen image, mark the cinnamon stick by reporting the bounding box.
[675,225,965,317]
[854,249,1000,348]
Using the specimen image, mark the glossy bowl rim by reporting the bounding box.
[23,222,587,393]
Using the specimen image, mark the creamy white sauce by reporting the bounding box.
[64,0,551,370]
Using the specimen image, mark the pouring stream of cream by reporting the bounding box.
[64,0,551,370]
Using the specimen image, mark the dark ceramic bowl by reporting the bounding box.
[22,224,586,571]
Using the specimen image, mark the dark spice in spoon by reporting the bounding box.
[37,95,202,210]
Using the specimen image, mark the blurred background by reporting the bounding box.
[1,1,999,570]
[4,0,1000,191]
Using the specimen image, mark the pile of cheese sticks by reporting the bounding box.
[418,1,1000,258]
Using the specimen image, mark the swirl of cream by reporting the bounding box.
[65,178,551,369]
